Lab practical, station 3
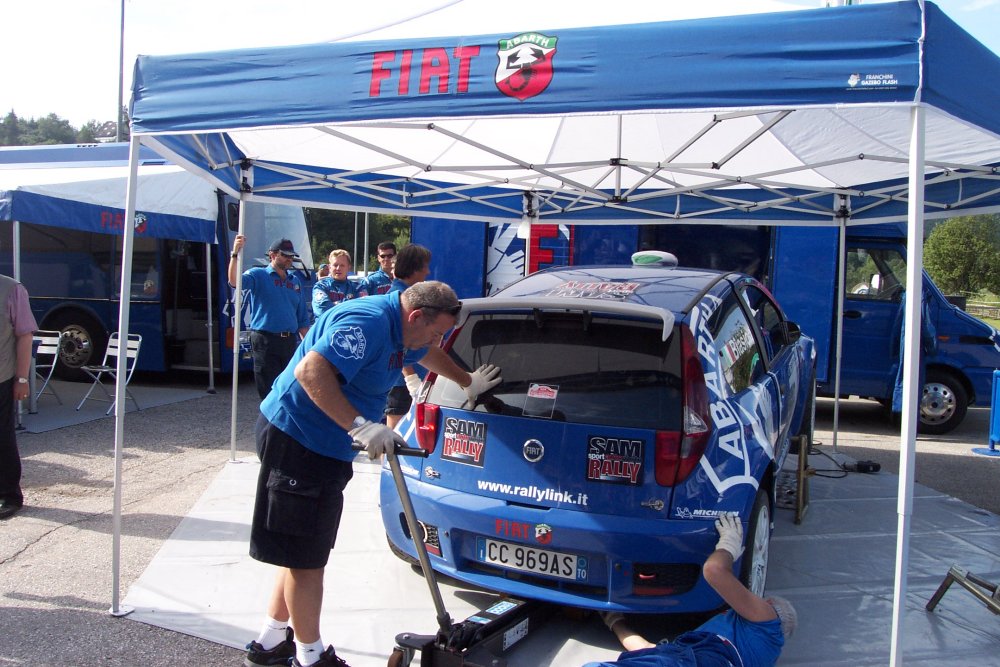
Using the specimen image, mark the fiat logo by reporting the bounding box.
[523,439,544,462]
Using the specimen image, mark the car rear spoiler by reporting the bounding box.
[457,297,676,341]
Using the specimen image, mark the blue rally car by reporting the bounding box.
[382,252,816,613]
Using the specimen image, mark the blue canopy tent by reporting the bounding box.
[0,146,222,401]
[0,144,217,244]
[117,1,1000,661]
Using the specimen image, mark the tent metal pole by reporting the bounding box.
[229,170,251,463]
[205,242,216,394]
[13,221,25,425]
[12,221,20,282]
[890,103,925,667]
[109,136,141,618]
[352,212,358,275]
[364,212,370,277]
[831,216,847,453]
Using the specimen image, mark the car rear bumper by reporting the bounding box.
[379,470,726,613]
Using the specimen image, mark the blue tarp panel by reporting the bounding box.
[129,1,1000,226]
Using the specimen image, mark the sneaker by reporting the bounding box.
[291,645,351,667]
[244,627,295,667]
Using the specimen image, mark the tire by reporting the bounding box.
[739,489,770,598]
[918,369,968,435]
[44,311,108,382]
[386,532,420,567]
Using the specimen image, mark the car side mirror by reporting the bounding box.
[770,321,801,346]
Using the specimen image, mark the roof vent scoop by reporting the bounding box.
[631,250,678,267]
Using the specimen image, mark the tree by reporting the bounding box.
[77,121,101,143]
[924,214,1000,294]
[305,209,410,270]
[1,111,21,145]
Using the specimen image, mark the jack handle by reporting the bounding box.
[352,439,453,633]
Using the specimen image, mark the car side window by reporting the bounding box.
[739,285,785,361]
[710,293,766,394]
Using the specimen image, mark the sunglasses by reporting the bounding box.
[379,253,395,259]
[420,302,463,317]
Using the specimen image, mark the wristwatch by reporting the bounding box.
[230,252,239,258]
[351,415,369,430]
[16,377,28,385]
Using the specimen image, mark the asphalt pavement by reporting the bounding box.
[0,382,996,666]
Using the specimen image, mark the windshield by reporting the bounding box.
[428,313,682,430]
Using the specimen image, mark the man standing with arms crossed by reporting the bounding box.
[243,280,501,667]
[229,235,311,400]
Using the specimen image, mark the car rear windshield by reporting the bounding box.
[427,312,681,430]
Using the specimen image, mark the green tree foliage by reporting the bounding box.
[305,209,410,272]
[924,214,1000,294]
[1,110,114,146]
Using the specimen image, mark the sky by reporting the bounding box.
[4,0,1000,129]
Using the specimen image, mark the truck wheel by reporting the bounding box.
[919,370,968,435]
[739,490,770,597]
[44,311,107,382]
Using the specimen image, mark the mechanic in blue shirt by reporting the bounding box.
[229,235,311,400]
[385,243,433,429]
[244,281,501,667]
[585,515,796,667]
[363,241,396,295]
[312,249,368,319]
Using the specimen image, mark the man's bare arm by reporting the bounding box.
[702,550,777,624]
[293,350,361,430]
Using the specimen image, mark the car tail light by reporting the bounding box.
[415,402,440,453]
[655,325,711,486]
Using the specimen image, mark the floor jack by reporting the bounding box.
[361,442,556,667]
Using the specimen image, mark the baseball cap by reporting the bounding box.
[268,238,299,258]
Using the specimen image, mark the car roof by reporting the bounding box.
[493,264,730,314]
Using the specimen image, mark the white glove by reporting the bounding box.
[405,373,422,399]
[349,420,406,460]
[463,364,502,409]
[714,514,745,561]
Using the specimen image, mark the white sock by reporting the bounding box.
[295,638,325,666]
[255,616,288,650]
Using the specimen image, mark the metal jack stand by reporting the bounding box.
[794,435,815,525]
[775,435,814,524]
[357,442,555,667]
[926,565,1000,615]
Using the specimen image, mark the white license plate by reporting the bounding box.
[475,537,588,581]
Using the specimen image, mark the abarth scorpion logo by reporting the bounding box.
[496,33,557,101]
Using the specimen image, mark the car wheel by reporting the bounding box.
[739,490,770,597]
[918,369,968,435]
[44,311,108,382]
[386,532,420,566]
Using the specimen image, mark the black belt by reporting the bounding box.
[253,330,295,338]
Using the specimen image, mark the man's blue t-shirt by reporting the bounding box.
[582,610,783,667]
[312,276,367,319]
[241,265,310,333]
[260,292,428,461]
[364,269,394,295]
